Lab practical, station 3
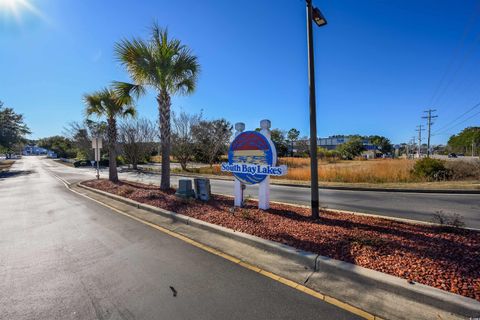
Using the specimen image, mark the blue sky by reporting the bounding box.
[1,0,480,144]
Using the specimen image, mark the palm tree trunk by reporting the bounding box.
[157,91,171,190]
[107,117,119,183]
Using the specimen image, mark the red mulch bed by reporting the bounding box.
[83,179,480,301]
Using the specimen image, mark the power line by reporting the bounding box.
[434,104,480,135]
[429,2,480,106]
[432,32,480,106]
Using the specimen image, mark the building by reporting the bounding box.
[317,136,350,150]
[292,135,386,158]
[23,145,48,155]
[299,136,383,158]
[23,145,58,158]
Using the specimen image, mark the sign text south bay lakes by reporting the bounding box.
[221,163,288,176]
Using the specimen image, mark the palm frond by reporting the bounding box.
[114,22,200,97]
[83,87,136,121]
[122,105,137,119]
[115,38,158,85]
[112,81,146,105]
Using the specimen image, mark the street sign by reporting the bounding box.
[92,137,102,179]
[221,120,287,210]
[222,131,287,185]
[91,137,103,149]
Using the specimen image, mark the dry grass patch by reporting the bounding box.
[278,158,417,183]
[0,160,15,172]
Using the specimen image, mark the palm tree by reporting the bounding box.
[83,88,136,183]
[114,23,200,190]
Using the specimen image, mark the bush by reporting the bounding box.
[432,211,465,230]
[445,160,480,180]
[116,156,125,166]
[73,160,90,167]
[412,158,449,181]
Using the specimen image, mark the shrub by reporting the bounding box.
[412,158,449,181]
[337,138,365,160]
[432,211,465,229]
[73,160,90,167]
[445,160,480,180]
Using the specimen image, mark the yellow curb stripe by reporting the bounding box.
[62,180,379,320]
[259,269,281,281]
[238,261,261,273]
[325,296,375,320]
[296,285,325,300]
[276,277,300,289]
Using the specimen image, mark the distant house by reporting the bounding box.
[293,135,383,158]
[317,136,378,152]
[23,145,48,155]
[317,136,350,150]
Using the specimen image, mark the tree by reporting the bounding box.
[296,137,310,157]
[37,136,75,158]
[0,101,30,157]
[447,127,480,155]
[287,128,300,156]
[118,118,157,170]
[84,88,136,182]
[270,129,288,157]
[171,111,202,170]
[368,135,393,154]
[64,120,107,160]
[338,138,365,160]
[192,119,232,167]
[114,23,200,190]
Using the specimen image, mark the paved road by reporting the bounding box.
[0,157,359,319]
[44,157,480,229]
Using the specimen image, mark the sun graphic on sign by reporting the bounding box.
[0,0,43,22]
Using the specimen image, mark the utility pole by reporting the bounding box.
[422,109,438,157]
[473,138,476,157]
[410,136,416,159]
[416,125,425,158]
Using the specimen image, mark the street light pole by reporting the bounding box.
[306,0,326,219]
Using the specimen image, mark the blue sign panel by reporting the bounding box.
[226,131,274,185]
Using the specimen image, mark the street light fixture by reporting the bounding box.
[306,0,327,219]
[312,7,327,27]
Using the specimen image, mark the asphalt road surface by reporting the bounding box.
[42,157,480,229]
[0,157,360,319]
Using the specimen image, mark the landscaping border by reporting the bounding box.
[78,181,480,318]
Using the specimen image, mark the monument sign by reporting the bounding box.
[221,120,287,210]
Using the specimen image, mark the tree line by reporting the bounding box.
[37,114,232,171]
[0,101,30,158]
[447,127,480,155]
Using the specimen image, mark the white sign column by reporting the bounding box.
[258,120,273,210]
[233,123,245,207]
[92,137,102,179]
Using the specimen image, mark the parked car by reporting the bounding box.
[448,153,457,158]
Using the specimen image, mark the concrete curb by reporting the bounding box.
[132,168,480,194]
[77,182,480,318]
[314,255,480,317]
